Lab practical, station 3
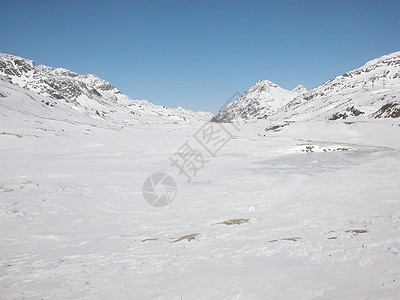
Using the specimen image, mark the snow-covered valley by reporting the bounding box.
[1,116,400,299]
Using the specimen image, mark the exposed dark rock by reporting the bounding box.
[329,112,348,120]
[373,102,400,118]
[346,106,365,116]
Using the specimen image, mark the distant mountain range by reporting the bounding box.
[212,51,400,122]
[1,51,399,134]
[0,53,212,125]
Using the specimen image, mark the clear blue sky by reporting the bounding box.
[1,0,400,113]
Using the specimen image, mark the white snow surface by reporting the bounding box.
[1,77,400,299]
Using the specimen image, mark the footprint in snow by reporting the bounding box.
[214,218,250,226]
[170,233,199,243]
[269,237,302,243]
[345,229,368,235]
[141,238,158,243]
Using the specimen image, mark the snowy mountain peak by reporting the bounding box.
[211,80,300,122]
[253,79,279,88]
[291,84,307,94]
[0,53,123,101]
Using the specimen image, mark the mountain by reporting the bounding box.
[211,80,306,122]
[273,51,400,121]
[213,51,400,123]
[0,53,212,124]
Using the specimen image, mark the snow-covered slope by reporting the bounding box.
[273,51,400,121]
[211,80,306,122]
[0,53,213,124]
[0,75,117,137]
